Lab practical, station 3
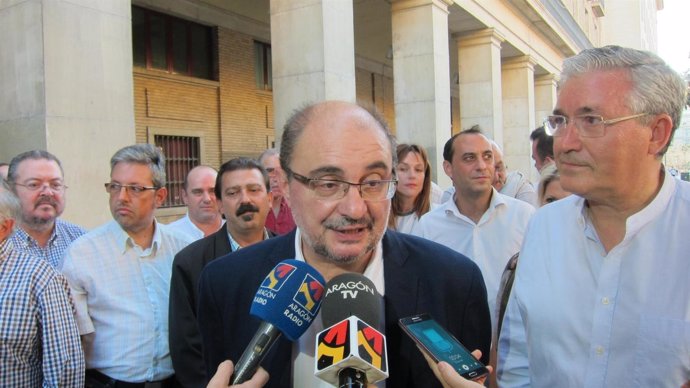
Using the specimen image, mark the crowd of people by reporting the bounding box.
[0,44,688,388]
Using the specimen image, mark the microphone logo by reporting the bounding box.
[317,320,351,368]
[294,274,325,315]
[262,262,296,291]
[357,322,386,370]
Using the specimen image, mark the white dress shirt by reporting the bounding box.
[167,214,204,241]
[498,172,690,388]
[62,220,194,382]
[500,171,537,207]
[412,189,534,328]
[292,228,386,388]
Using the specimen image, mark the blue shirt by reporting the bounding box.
[62,220,194,382]
[498,172,690,387]
[9,218,86,269]
[0,238,85,386]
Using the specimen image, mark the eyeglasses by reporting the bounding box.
[104,182,159,196]
[14,181,67,193]
[285,168,397,201]
[543,113,648,138]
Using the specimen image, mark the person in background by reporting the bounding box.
[529,125,554,172]
[491,141,537,206]
[258,148,296,235]
[168,165,223,240]
[62,144,194,387]
[537,163,571,206]
[413,127,534,330]
[170,157,275,388]
[388,143,433,234]
[499,45,690,388]
[6,150,86,269]
[0,182,84,386]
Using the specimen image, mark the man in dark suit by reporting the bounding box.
[198,101,491,387]
[169,157,275,388]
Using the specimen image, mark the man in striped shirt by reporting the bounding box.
[0,183,84,386]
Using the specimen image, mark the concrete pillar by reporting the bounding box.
[501,55,537,180]
[534,74,558,128]
[270,0,357,145]
[456,28,505,143]
[0,0,135,228]
[391,0,453,186]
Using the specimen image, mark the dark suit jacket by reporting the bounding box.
[169,227,234,388]
[197,230,491,388]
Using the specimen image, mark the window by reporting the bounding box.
[154,135,201,208]
[254,41,272,90]
[132,6,215,80]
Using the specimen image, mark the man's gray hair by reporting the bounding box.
[0,182,21,228]
[110,144,167,187]
[6,150,64,187]
[258,148,279,164]
[560,45,687,156]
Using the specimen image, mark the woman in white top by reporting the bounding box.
[388,144,433,234]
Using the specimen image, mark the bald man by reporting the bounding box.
[169,166,223,240]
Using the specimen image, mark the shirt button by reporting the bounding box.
[602,297,610,305]
[595,346,604,355]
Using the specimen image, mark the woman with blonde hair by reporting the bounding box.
[388,144,432,234]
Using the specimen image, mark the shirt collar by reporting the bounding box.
[228,228,270,251]
[444,187,506,222]
[14,219,61,246]
[113,219,162,254]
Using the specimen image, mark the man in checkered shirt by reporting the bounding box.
[0,182,84,386]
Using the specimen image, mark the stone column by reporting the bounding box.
[534,74,558,128]
[501,55,537,180]
[0,0,135,228]
[270,0,357,144]
[456,28,505,143]
[391,0,453,185]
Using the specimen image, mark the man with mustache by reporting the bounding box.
[169,157,274,388]
[413,127,534,332]
[498,46,690,388]
[6,150,86,269]
[168,166,224,240]
[61,144,194,387]
[197,101,491,388]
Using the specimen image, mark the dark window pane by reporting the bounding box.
[150,13,167,70]
[265,45,272,90]
[172,20,188,74]
[132,7,146,67]
[191,24,211,79]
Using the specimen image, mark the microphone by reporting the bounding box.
[231,259,326,384]
[314,273,389,387]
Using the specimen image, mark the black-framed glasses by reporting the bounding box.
[14,181,67,193]
[104,182,159,196]
[285,168,397,201]
[543,113,648,138]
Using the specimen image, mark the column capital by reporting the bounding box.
[391,0,453,14]
[535,73,559,86]
[501,55,538,71]
[455,28,505,49]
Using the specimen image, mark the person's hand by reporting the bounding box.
[421,348,493,388]
[207,360,269,388]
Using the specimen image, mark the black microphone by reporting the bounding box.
[314,273,389,387]
[231,259,326,384]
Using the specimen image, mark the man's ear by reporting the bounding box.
[0,218,15,241]
[442,160,452,179]
[154,187,168,208]
[647,114,674,157]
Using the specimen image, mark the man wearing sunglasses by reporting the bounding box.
[62,144,194,387]
[197,101,491,388]
[498,46,690,388]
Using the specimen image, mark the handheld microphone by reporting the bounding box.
[314,273,389,387]
[231,259,326,384]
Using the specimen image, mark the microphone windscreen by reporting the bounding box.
[321,273,381,328]
[250,259,326,341]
